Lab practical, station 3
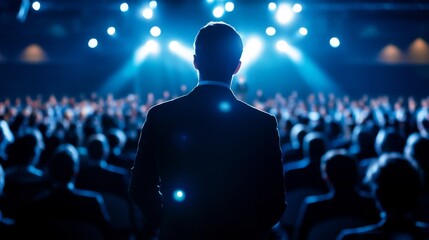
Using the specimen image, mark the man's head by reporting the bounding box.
[193,21,243,82]
[321,149,358,191]
[365,153,423,214]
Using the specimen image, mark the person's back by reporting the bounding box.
[3,131,49,219]
[293,149,380,240]
[338,153,429,240]
[17,144,110,239]
[76,133,130,198]
[129,22,286,240]
[284,132,329,193]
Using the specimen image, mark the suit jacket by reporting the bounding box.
[16,187,111,239]
[129,84,286,240]
[293,191,380,240]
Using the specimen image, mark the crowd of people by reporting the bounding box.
[0,89,429,239]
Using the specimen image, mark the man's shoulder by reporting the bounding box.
[235,98,276,120]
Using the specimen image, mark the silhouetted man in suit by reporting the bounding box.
[129,21,286,240]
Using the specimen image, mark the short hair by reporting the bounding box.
[303,132,327,162]
[194,21,243,81]
[365,153,423,213]
[50,144,80,184]
[87,133,109,161]
[321,149,358,190]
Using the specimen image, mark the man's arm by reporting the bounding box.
[128,109,163,229]
[256,115,287,232]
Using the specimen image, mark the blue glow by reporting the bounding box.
[150,26,161,37]
[120,3,129,12]
[293,3,302,13]
[207,0,214,3]
[276,41,342,94]
[266,27,276,36]
[219,101,231,112]
[107,27,116,36]
[32,1,41,11]
[299,27,308,36]
[268,2,277,11]
[241,36,263,71]
[276,40,302,62]
[169,41,194,64]
[225,2,234,12]
[330,37,340,48]
[142,8,153,19]
[213,6,224,18]
[276,4,294,25]
[135,40,159,63]
[88,38,98,48]
[173,190,185,202]
[149,1,157,9]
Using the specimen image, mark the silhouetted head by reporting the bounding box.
[417,109,429,137]
[49,144,80,185]
[326,119,343,140]
[303,132,327,163]
[194,21,243,82]
[87,133,109,161]
[290,123,308,149]
[321,149,358,191]
[7,130,43,166]
[351,125,375,152]
[405,134,429,180]
[106,128,127,152]
[365,153,423,215]
[374,127,405,156]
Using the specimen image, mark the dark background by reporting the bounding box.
[1,0,429,100]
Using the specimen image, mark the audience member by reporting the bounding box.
[293,149,380,240]
[337,153,429,240]
[16,144,111,239]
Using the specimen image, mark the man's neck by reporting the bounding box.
[198,80,231,89]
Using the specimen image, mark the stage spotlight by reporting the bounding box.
[219,101,232,113]
[225,2,234,12]
[88,38,98,49]
[268,2,277,11]
[265,27,276,36]
[299,27,308,36]
[292,3,302,13]
[276,4,294,25]
[173,190,185,202]
[169,41,180,51]
[142,8,153,19]
[135,39,159,63]
[276,40,302,62]
[241,37,263,70]
[120,2,129,12]
[207,0,214,3]
[107,27,116,36]
[32,1,40,11]
[330,37,340,48]
[169,40,193,63]
[149,0,157,9]
[213,6,224,18]
[150,26,161,37]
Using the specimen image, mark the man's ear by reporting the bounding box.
[193,55,199,70]
[233,61,241,75]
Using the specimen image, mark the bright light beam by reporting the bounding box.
[276,40,342,94]
[99,40,160,95]
[135,40,159,64]
[240,36,263,72]
[168,41,194,64]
